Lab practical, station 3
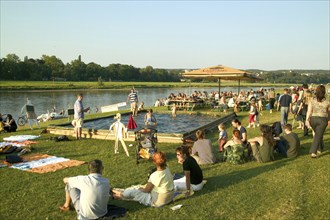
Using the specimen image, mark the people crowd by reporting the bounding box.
[1,84,328,217]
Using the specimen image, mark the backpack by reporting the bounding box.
[223,144,245,164]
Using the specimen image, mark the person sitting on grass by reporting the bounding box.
[223,129,243,150]
[191,130,216,165]
[174,146,204,196]
[112,152,174,208]
[248,124,276,163]
[59,159,110,220]
[3,114,17,132]
[275,124,301,158]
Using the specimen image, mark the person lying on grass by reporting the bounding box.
[59,159,110,219]
[112,151,174,207]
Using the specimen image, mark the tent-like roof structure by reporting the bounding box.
[182,65,263,93]
[182,65,262,81]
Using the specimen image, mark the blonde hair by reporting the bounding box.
[196,130,205,139]
[218,123,225,130]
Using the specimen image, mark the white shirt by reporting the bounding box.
[68,173,110,220]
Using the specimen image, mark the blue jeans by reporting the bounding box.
[280,107,289,125]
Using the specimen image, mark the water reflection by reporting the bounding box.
[1,86,266,118]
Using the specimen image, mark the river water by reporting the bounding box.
[0,86,265,119]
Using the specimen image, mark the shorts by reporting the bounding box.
[130,102,137,112]
[72,118,84,128]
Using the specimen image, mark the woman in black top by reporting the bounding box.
[174,146,204,196]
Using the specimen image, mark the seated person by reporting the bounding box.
[112,152,174,207]
[231,119,247,146]
[248,124,275,163]
[144,109,157,125]
[59,160,110,219]
[138,101,145,111]
[275,124,300,158]
[0,113,4,132]
[3,114,17,132]
[223,129,243,149]
[191,130,216,165]
[174,146,204,196]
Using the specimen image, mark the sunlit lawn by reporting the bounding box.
[0,108,329,220]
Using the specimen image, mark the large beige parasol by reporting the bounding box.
[182,65,263,94]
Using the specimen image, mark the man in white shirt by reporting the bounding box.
[59,160,110,220]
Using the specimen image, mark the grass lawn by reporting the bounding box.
[0,109,329,220]
[0,80,294,91]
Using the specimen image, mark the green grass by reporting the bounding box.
[0,80,294,90]
[0,109,329,220]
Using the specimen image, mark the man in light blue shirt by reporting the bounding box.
[59,159,110,220]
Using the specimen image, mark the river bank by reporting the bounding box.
[0,80,291,91]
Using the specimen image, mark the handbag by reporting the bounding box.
[5,155,23,163]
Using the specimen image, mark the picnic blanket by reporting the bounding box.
[3,135,40,142]
[5,154,86,174]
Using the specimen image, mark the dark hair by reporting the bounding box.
[176,145,190,157]
[315,85,326,102]
[88,159,104,174]
[231,118,241,126]
[283,124,292,131]
[7,114,13,120]
[149,109,153,113]
[260,125,276,148]
[232,129,241,139]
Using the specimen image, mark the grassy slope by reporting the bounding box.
[0,109,329,220]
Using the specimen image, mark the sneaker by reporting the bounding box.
[311,153,318,158]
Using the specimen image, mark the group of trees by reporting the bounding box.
[1,53,329,84]
[0,54,182,82]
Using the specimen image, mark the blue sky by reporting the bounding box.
[1,1,329,70]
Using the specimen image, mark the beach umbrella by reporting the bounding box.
[182,65,263,94]
[127,114,137,130]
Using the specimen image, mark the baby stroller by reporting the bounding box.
[134,127,158,164]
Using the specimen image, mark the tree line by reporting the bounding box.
[0,54,182,82]
[1,53,329,84]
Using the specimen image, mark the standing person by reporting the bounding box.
[268,88,276,113]
[59,159,110,219]
[218,123,227,153]
[296,90,312,136]
[174,146,204,195]
[144,109,157,125]
[171,103,177,118]
[72,94,90,140]
[3,114,17,132]
[231,119,247,146]
[127,89,138,117]
[21,98,40,130]
[191,130,216,165]
[305,85,330,158]
[277,88,293,126]
[247,101,257,128]
[109,113,129,156]
[112,152,174,207]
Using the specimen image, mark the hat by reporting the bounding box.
[114,113,121,120]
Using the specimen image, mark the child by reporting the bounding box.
[247,102,256,128]
[171,103,177,118]
[218,123,227,152]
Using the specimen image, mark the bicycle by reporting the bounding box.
[17,115,28,126]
